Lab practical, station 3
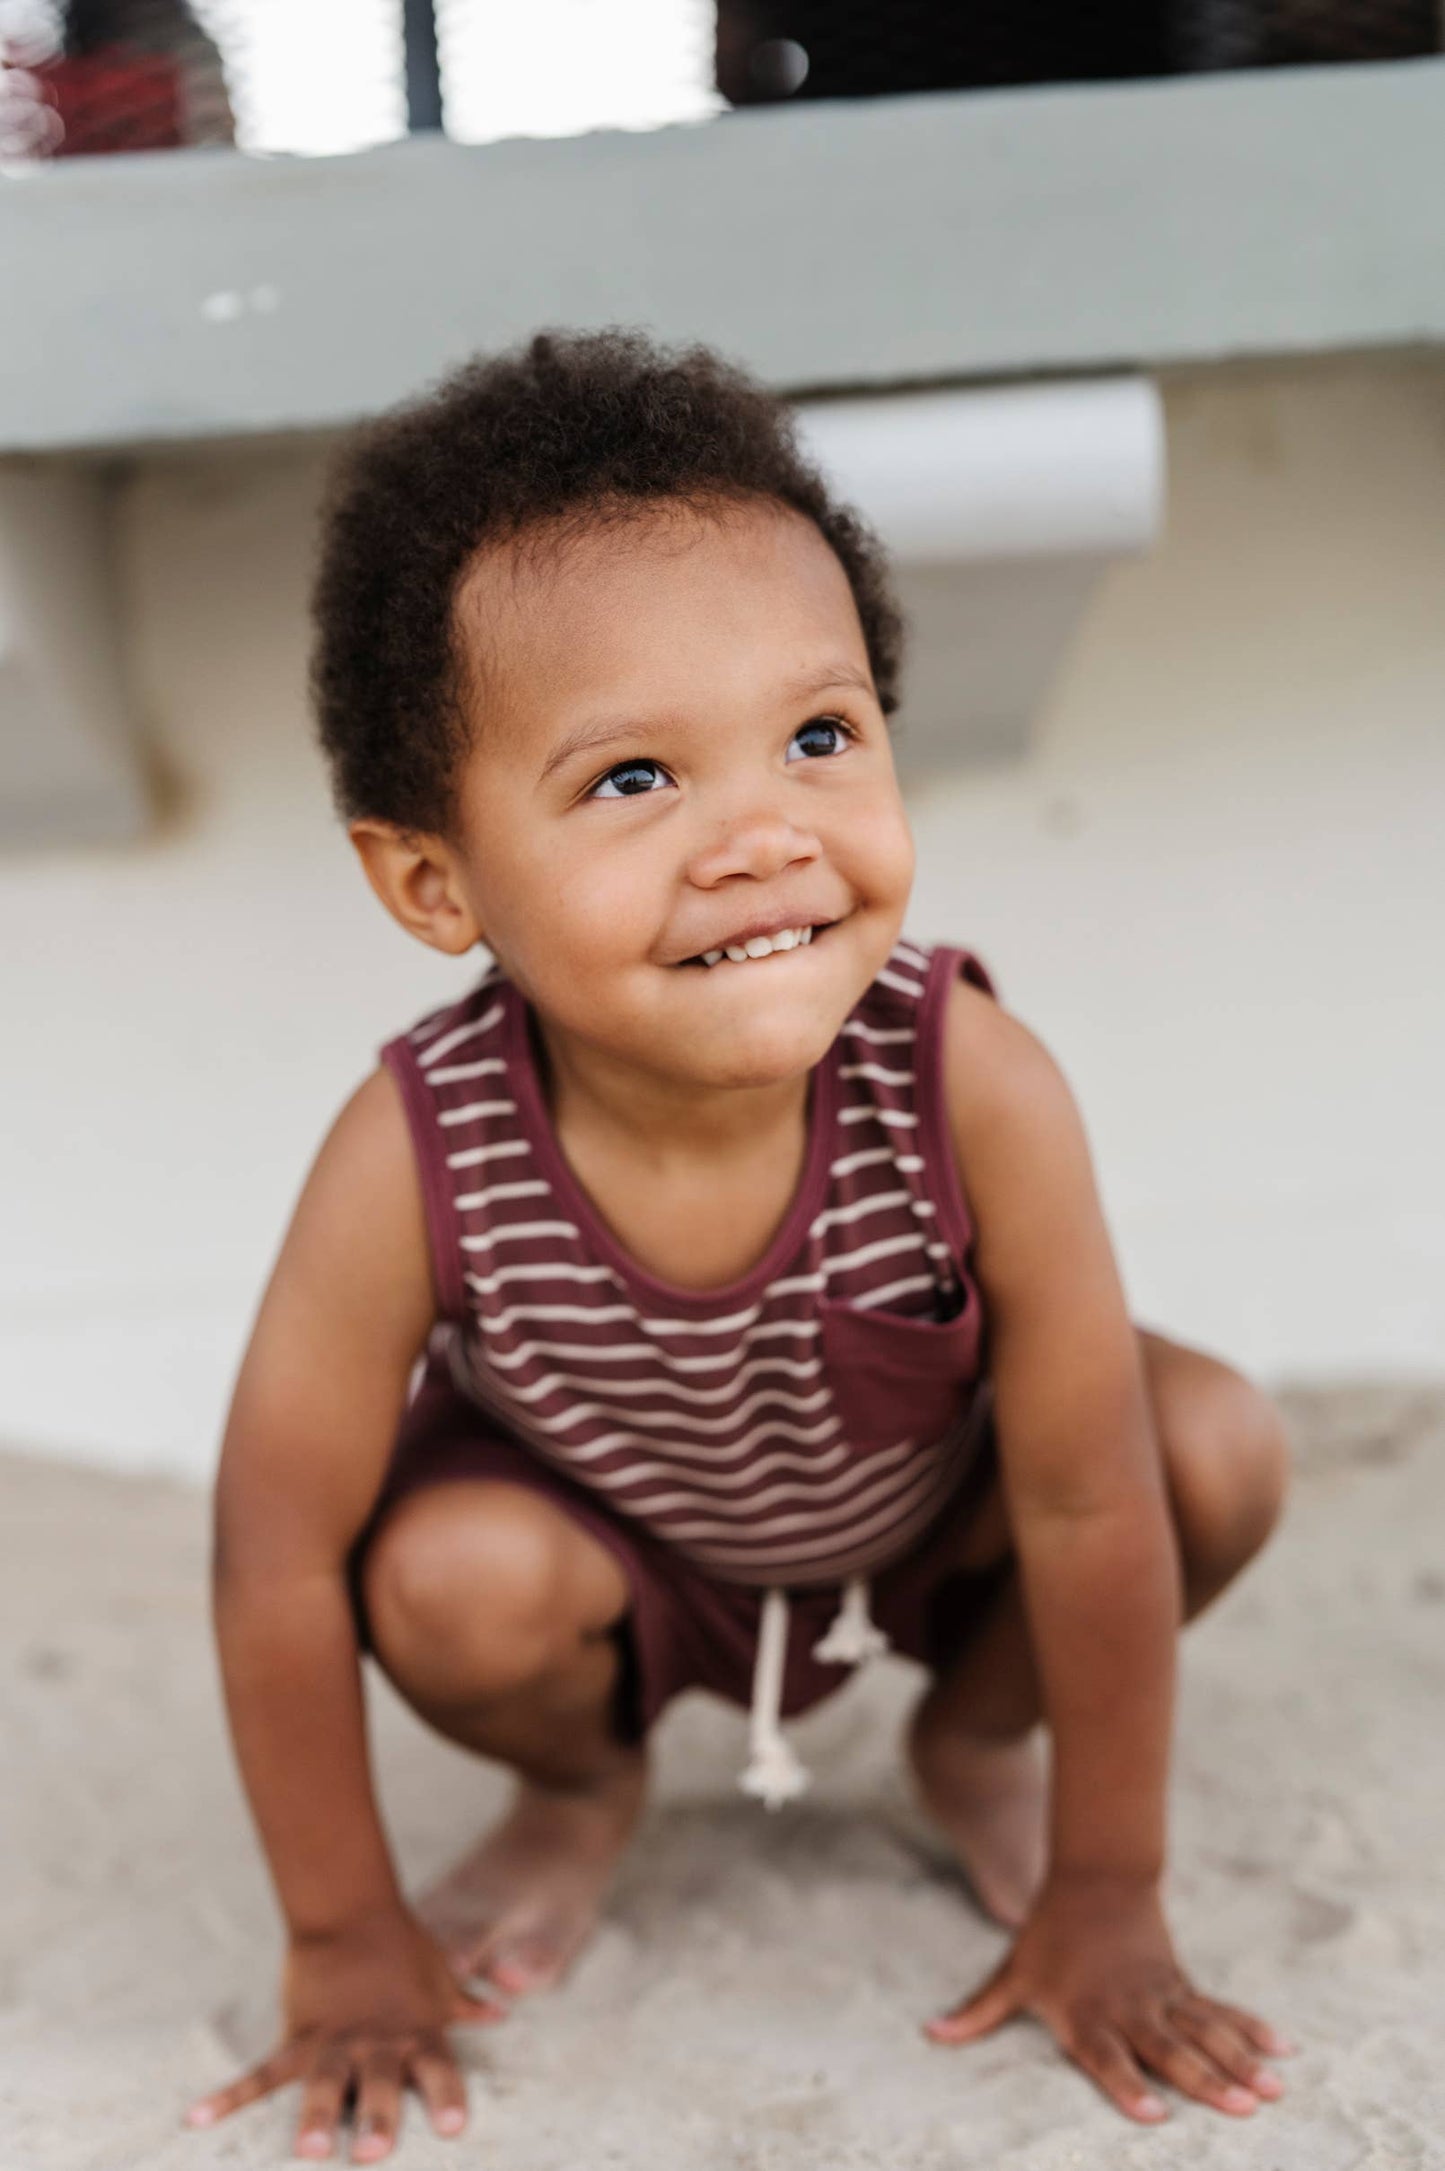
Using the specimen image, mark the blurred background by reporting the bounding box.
[1,2,1443,1480]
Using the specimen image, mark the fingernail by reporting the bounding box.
[1271,2033,1299,2056]
[1223,2084,1257,2113]
[297,2132,332,2159]
[185,2105,216,2127]
[1136,2093,1168,2121]
[435,2107,465,2134]
[1254,2069,1285,2099]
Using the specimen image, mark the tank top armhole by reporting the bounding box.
[913,945,998,1269]
[380,1034,469,1326]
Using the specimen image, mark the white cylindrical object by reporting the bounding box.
[794,376,1164,565]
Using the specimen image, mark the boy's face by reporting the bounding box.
[444,497,915,1092]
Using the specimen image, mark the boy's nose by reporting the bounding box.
[687,809,822,889]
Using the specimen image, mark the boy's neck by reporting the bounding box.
[529,1011,812,1169]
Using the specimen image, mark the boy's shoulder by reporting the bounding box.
[386,960,509,1073]
[937,958,1095,1247]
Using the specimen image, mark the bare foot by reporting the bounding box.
[417,1751,647,1996]
[908,1699,1048,1930]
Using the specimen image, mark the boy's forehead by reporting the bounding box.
[453,497,868,743]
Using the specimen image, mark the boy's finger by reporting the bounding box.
[1072,2024,1169,2124]
[350,2047,404,2164]
[924,1963,1019,2043]
[1172,1998,1285,2099]
[186,2046,304,2125]
[1208,1997,1297,2058]
[1129,2016,1258,2117]
[407,2037,468,2137]
[293,2046,352,2158]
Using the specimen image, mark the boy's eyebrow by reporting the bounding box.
[535,661,876,786]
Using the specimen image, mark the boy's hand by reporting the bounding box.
[927,1875,1294,2125]
[185,1908,504,2161]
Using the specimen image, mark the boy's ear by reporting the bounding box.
[348,820,485,955]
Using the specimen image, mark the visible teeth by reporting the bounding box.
[700,925,816,966]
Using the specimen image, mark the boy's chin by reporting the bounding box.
[676,1016,839,1090]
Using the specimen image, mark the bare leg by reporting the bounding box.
[909,1330,1291,1927]
[362,1480,646,1995]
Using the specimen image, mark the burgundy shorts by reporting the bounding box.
[348,1364,1004,1744]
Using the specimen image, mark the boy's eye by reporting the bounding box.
[787,716,852,761]
[589,758,671,799]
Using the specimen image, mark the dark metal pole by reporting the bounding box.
[403,0,443,132]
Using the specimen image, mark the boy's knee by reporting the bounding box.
[363,1482,589,1700]
[1164,1365,1290,1582]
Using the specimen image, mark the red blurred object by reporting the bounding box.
[40,50,185,153]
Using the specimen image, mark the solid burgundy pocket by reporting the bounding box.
[818,1292,983,1455]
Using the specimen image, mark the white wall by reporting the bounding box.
[2,353,1442,1480]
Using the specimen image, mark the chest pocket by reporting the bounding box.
[818,1289,984,1456]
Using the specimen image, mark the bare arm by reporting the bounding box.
[931,982,1289,2121]
[943,985,1179,1884]
[212,1065,432,1933]
[190,1067,498,2153]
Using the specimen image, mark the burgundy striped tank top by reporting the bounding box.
[383,938,995,1592]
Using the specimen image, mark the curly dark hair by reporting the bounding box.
[311,329,904,835]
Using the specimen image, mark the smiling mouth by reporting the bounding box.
[679,921,834,968]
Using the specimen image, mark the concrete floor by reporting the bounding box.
[3,1383,1443,2170]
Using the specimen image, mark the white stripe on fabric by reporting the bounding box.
[694,1481,956,1582]
[893,1153,925,1173]
[809,1189,908,1237]
[828,1145,897,1179]
[893,940,930,970]
[551,1424,902,1493]
[656,1450,946,1546]
[876,967,926,998]
[464,1263,618,1295]
[439,1099,517,1128]
[459,1221,579,1251]
[480,1331,818,1373]
[837,1105,918,1128]
[683,1458,958,1570]
[528,1382,832,1439]
[490,1353,823,1406]
[564,1438,864,1498]
[842,1020,913,1045]
[763,1273,826,1300]
[533,1411,841,1467]
[822,1231,927,1278]
[618,1435,928,1515]
[418,1005,504,1068]
[447,1140,532,1170]
[839,1063,915,1087]
[426,1058,509,1085]
[477,1301,643,1332]
[410,1008,461,1046]
[453,1179,551,1212]
[848,1272,938,1311]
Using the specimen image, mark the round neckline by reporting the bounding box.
[500,977,842,1317]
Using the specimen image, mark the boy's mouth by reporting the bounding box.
[678,919,836,968]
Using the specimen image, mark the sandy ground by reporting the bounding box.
[3,1383,1443,2170]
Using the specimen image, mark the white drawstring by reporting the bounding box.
[739,1577,891,1810]
[812,1574,892,1664]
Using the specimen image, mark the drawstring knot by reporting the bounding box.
[811,1574,892,1664]
[739,1577,891,1810]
